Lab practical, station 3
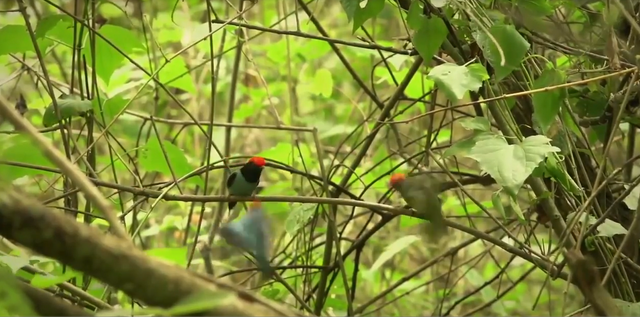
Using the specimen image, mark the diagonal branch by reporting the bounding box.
[0,189,303,316]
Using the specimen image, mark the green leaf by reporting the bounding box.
[427,63,488,101]
[31,269,81,289]
[519,0,555,17]
[473,24,530,81]
[443,131,494,158]
[443,136,477,158]
[257,142,313,166]
[156,56,196,94]
[623,184,640,210]
[532,68,567,134]
[412,16,447,61]
[0,266,37,316]
[84,25,144,84]
[312,68,334,98]
[34,14,75,47]
[166,290,229,315]
[508,195,525,221]
[341,0,359,21]
[0,255,30,274]
[234,101,265,122]
[0,135,56,181]
[573,90,608,118]
[352,0,386,33]
[42,95,93,127]
[566,212,628,237]
[93,95,129,126]
[492,191,506,220]
[368,235,420,274]
[431,0,449,7]
[466,135,561,195]
[285,203,317,235]
[406,0,425,30]
[613,298,640,316]
[545,155,582,194]
[596,219,628,237]
[145,247,188,267]
[139,139,204,187]
[0,25,49,56]
[459,117,491,131]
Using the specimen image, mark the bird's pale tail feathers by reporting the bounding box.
[422,216,449,243]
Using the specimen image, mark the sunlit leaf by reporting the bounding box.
[31,269,81,289]
[156,56,196,94]
[84,24,145,84]
[146,247,188,267]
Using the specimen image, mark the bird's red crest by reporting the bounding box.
[249,156,266,167]
[389,173,406,187]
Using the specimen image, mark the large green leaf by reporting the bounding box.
[156,56,196,94]
[340,0,359,21]
[92,95,129,126]
[34,14,75,47]
[473,23,530,81]
[406,0,425,30]
[352,0,386,33]
[466,135,561,195]
[427,63,488,101]
[0,25,50,56]
[0,135,56,181]
[83,24,145,84]
[0,266,37,316]
[413,16,447,62]
[42,95,92,127]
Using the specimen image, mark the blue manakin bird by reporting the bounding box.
[219,200,272,276]
[389,173,449,241]
[226,156,266,210]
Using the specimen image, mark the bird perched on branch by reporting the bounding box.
[389,173,449,241]
[226,156,266,210]
[219,200,272,277]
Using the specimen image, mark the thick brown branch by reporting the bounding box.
[565,250,620,316]
[0,190,302,316]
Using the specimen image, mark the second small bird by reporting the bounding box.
[389,172,449,241]
[226,156,266,210]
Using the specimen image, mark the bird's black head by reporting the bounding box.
[240,156,265,183]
